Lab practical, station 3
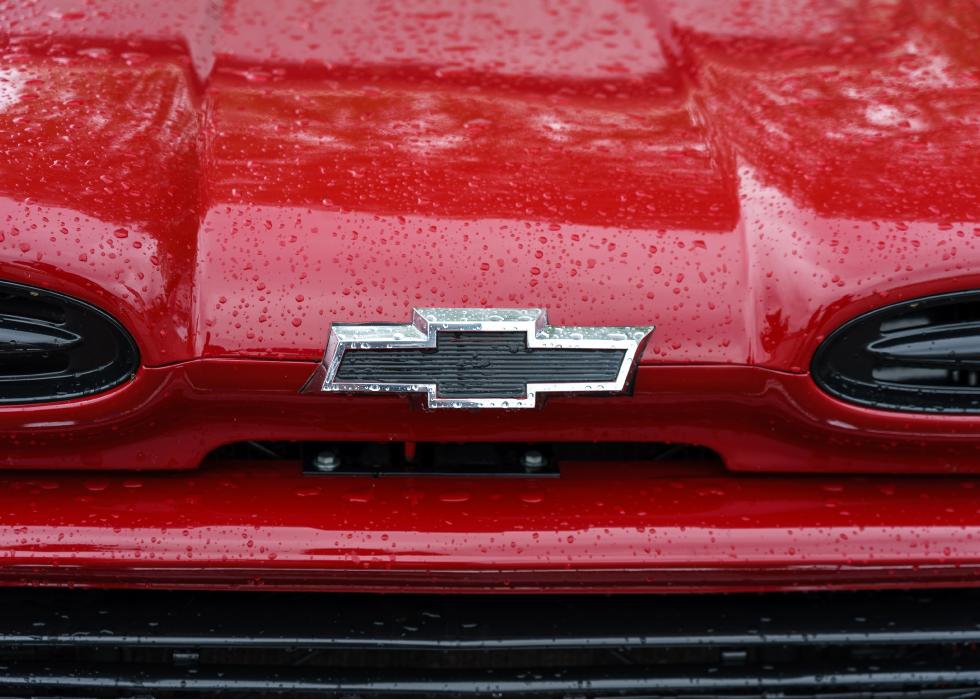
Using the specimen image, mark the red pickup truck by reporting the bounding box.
[0,0,978,695]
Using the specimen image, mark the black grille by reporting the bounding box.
[0,280,139,403]
[813,291,980,413]
[0,588,979,697]
[335,331,626,398]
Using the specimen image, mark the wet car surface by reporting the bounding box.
[1,0,979,695]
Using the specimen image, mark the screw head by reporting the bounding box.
[313,449,340,472]
[521,449,545,471]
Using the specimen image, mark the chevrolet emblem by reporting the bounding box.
[301,308,653,409]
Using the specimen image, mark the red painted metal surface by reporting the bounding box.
[3,362,980,475]
[0,0,976,473]
[1,0,980,588]
[1,458,979,592]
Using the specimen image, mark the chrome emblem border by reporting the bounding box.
[301,308,653,409]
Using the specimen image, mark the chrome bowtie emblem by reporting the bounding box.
[301,309,653,409]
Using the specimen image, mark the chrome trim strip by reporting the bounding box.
[301,308,653,409]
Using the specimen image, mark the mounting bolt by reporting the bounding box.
[313,449,340,472]
[521,449,546,472]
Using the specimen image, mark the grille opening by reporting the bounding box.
[879,298,980,333]
[0,588,977,697]
[0,351,71,376]
[874,365,980,387]
[205,441,723,476]
[813,291,980,413]
[0,290,67,325]
[0,280,139,403]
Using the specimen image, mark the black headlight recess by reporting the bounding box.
[812,291,980,414]
[0,280,139,404]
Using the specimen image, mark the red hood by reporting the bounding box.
[1,0,979,373]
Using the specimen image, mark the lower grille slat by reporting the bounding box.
[5,665,980,696]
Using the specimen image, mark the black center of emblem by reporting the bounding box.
[334,331,626,399]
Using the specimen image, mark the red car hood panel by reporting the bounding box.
[2,0,978,371]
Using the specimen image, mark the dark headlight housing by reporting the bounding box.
[0,280,139,403]
[812,291,980,413]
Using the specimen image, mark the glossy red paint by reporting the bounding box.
[0,0,976,367]
[0,0,977,473]
[1,0,980,588]
[4,362,980,474]
[1,458,980,592]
